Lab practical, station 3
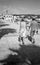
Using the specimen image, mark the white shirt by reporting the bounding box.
[20,28,30,37]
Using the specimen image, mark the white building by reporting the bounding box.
[4,14,14,23]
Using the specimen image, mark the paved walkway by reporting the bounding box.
[0,23,40,61]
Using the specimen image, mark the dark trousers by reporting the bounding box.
[27,35,35,44]
[18,36,24,45]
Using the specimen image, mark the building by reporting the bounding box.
[4,14,14,23]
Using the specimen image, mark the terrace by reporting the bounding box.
[0,14,40,65]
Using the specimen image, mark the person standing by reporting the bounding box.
[18,19,27,45]
[30,18,38,37]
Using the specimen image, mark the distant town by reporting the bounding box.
[0,10,40,25]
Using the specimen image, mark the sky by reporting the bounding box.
[0,0,40,14]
